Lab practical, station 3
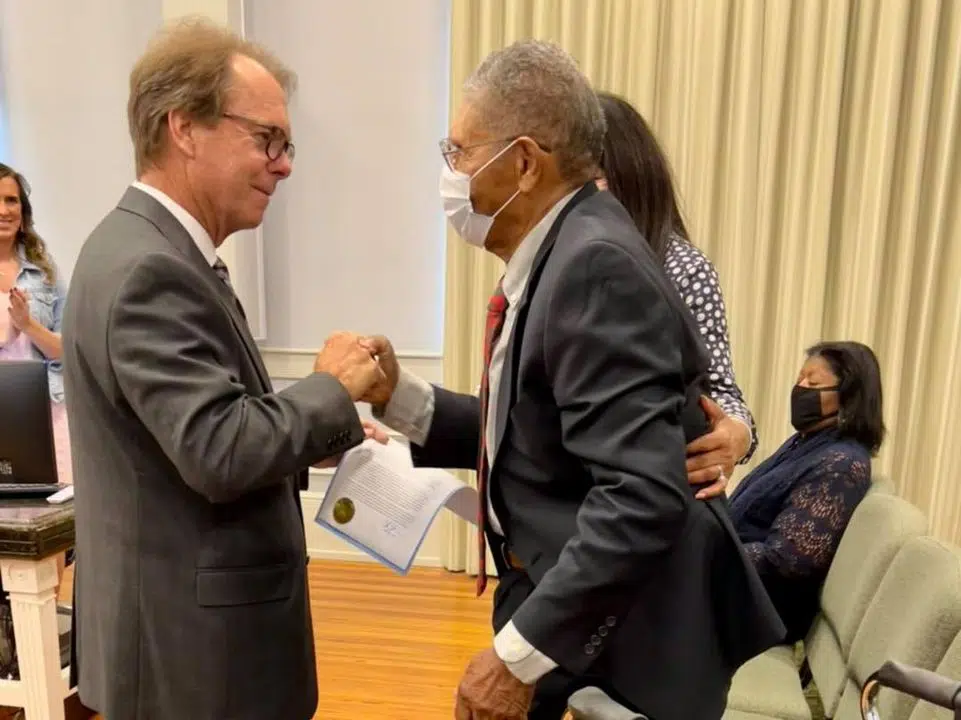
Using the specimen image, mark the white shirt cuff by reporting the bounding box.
[372,368,434,447]
[493,620,558,684]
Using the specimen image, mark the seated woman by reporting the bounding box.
[729,341,885,643]
[596,91,756,496]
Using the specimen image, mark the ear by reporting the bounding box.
[166,109,199,160]
[516,138,545,193]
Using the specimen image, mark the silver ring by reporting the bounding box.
[717,465,726,480]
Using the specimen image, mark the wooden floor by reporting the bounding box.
[59,560,495,719]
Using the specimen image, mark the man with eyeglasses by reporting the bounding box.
[361,40,785,720]
[61,18,385,720]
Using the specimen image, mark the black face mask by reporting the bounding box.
[790,384,839,432]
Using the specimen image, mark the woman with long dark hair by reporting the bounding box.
[597,92,755,496]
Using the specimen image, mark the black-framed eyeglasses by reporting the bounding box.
[222,113,296,162]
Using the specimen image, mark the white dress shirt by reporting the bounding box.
[131,181,219,268]
[378,189,578,684]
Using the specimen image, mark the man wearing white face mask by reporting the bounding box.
[438,136,525,247]
[361,40,784,720]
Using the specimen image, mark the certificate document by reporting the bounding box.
[315,439,479,574]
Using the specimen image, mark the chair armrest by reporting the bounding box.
[861,660,961,713]
[566,687,647,720]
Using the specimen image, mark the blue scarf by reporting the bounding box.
[728,427,844,538]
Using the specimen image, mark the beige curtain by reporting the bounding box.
[441,0,961,572]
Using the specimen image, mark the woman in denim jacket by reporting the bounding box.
[0,163,70,484]
[0,164,71,688]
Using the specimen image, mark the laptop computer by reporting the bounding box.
[0,359,67,497]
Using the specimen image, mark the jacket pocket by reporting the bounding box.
[196,563,294,607]
[28,289,56,329]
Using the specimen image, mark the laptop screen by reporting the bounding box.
[0,360,59,484]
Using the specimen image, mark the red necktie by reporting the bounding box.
[476,280,508,596]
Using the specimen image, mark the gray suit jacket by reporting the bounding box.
[411,183,785,720]
[62,187,364,720]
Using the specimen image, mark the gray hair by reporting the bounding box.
[463,40,605,182]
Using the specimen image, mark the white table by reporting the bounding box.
[0,556,73,719]
[0,502,76,720]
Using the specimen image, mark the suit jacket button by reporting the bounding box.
[591,635,602,646]
[584,644,595,655]
[598,626,608,637]
[605,616,616,627]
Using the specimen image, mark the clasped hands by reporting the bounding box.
[310,331,399,468]
[312,330,398,406]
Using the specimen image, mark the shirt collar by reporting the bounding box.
[501,188,579,306]
[131,181,218,266]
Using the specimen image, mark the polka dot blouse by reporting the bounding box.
[664,235,758,463]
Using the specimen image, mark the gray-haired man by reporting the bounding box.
[363,40,784,719]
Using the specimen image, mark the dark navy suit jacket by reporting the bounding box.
[412,183,784,719]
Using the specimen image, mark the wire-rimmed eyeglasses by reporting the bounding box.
[438,137,514,171]
[438,135,552,171]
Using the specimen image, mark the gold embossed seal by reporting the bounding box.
[332,497,355,524]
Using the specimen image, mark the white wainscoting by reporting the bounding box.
[260,347,447,567]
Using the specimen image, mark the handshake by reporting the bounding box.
[313,331,398,408]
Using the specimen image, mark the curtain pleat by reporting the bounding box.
[441,0,961,573]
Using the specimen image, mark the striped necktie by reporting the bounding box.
[212,257,246,319]
[212,257,233,289]
[475,280,508,596]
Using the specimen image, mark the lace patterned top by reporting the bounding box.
[728,427,872,641]
[663,236,757,462]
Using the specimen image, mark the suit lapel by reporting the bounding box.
[223,293,273,393]
[117,188,273,394]
[490,182,598,468]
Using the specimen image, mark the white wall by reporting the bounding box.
[245,0,451,356]
[0,0,268,333]
[0,0,164,277]
[247,0,452,565]
[1,0,452,568]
